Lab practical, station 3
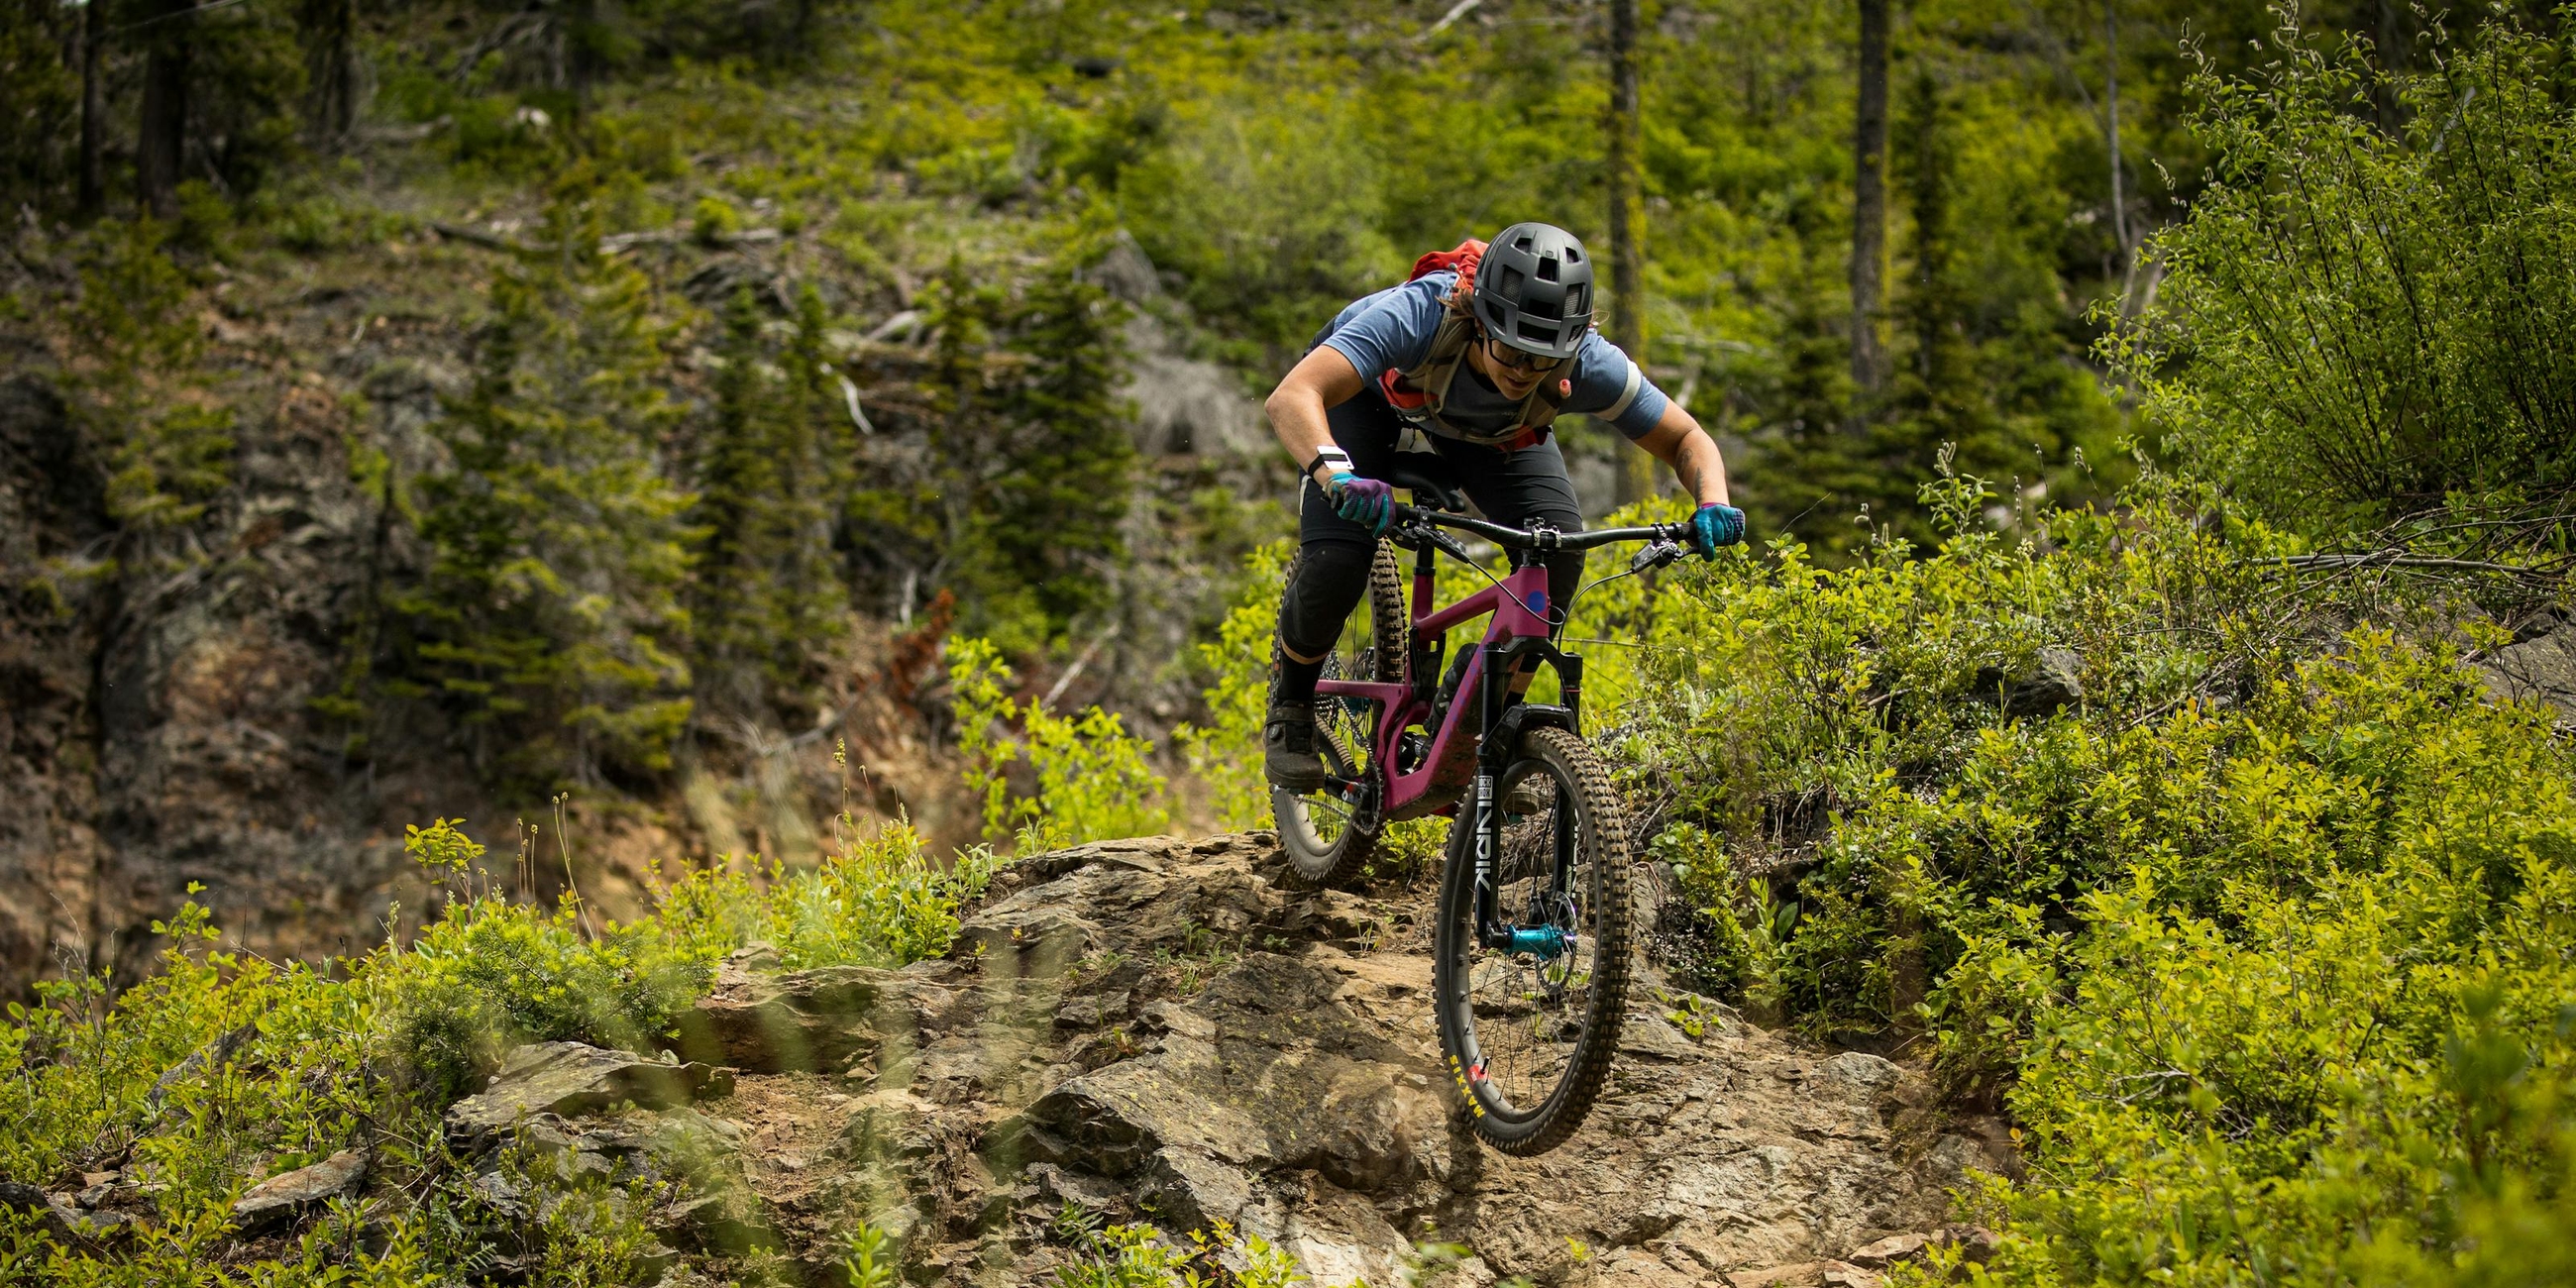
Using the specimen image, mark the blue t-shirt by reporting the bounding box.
[1317,271,1670,442]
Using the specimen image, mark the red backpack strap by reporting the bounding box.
[1378,367,1430,411]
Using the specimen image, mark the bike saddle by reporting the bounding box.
[1384,465,1467,514]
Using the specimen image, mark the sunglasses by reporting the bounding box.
[1483,334,1562,375]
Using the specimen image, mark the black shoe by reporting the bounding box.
[1263,701,1328,792]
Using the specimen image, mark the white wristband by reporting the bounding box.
[1306,445,1353,479]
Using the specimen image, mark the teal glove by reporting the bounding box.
[1690,502,1746,557]
[1330,472,1396,535]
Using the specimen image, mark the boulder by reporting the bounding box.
[676,963,907,1073]
[2481,627,2576,717]
[1137,1146,1254,1230]
[445,1043,733,1149]
[1846,1232,1929,1267]
[232,1147,368,1231]
[1977,645,2084,718]
[0,1182,84,1240]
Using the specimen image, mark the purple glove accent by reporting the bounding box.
[1691,502,1746,556]
[1329,472,1395,535]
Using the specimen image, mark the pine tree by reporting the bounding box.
[690,286,840,719]
[64,217,237,564]
[1877,65,1992,510]
[388,202,695,794]
[918,262,1135,653]
[984,269,1134,629]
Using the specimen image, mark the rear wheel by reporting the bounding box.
[1272,541,1409,888]
[1433,725,1634,1154]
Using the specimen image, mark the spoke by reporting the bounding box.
[1456,764,1611,1118]
[1299,794,1357,824]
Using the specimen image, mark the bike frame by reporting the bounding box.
[1311,501,1685,951]
[1314,548,1563,823]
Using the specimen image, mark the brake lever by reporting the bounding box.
[1628,539,1685,574]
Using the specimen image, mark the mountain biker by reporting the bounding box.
[1261,222,1745,791]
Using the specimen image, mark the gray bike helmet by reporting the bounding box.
[1472,222,1594,362]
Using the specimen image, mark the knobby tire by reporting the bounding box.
[1273,540,1409,889]
[1433,725,1634,1155]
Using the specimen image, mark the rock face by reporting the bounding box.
[490,833,2016,1286]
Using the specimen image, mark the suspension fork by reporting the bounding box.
[1467,642,1575,957]
[1469,634,1509,948]
[1470,766,1504,945]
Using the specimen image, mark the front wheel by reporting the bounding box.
[1433,725,1634,1154]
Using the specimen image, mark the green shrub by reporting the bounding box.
[2114,17,2576,539]
[951,637,1172,847]
[1608,464,2576,1280]
[746,819,996,970]
[0,895,419,1287]
[691,193,744,245]
[1172,539,1292,832]
[0,802,1018,1284]
[370,821,718,1102]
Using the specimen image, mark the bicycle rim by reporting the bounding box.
[1434,726,1634,1154]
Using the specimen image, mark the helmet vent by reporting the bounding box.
[1536,256,1559,282]
[1515,319,1560,346]
[1514,233,1536,251]
[1564,247,1583,263]
[1495,266,1525,301]
[1523,295,1563,321]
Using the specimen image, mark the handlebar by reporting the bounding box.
[1388,502,1689,554]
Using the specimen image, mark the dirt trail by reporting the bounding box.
[456,833,2015,1285]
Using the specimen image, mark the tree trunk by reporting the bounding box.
[77,0,105,218]
[299,0,359,145]
[2104,1,2127,268]
[136,0,195,219]
[2374,0,2410,133]
[1850,0,1890,403]
[1608,0,1657,505]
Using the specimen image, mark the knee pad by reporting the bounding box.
[1277,542,1378,661]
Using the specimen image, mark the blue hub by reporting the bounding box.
[1507,925,1568,960]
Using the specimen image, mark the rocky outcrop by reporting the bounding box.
[444,1043,735,1150]
[2481,623,2576,721]
[232,1148,370,1231]
[443,833,2013,1286]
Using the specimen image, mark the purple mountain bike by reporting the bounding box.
[1271,474,1691,1154]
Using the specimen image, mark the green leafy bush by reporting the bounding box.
[1606,464,2576,1280]
[0,804,1013,1284]
[951,637,1172,847]
[2115,17,2576,537]
[667,818,999,971]
[368,821,718,1102]
[1173,539,1293,832]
